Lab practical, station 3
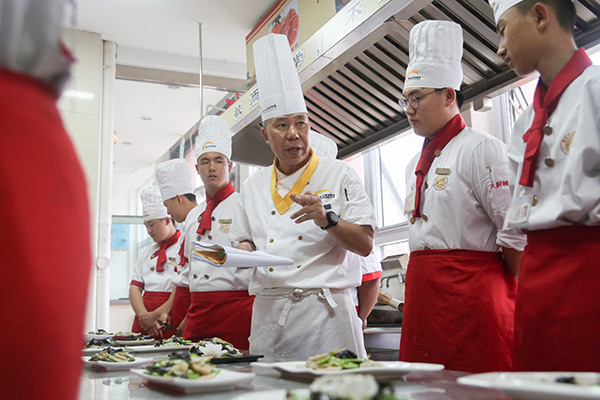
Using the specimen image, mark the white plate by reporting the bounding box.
[82,356,151,371]
[254,361,444,381]
[85,333,113,341]
[126,344,192,353]
[112,338,156,346]
[232,389,309,400]
[131,368,255,394]
[457,372,600,400]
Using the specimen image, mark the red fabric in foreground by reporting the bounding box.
[514,225,600,371]
[399,249,516,373]
[171,285,191,328]
[183,290,254,350]
[0,67,91,400]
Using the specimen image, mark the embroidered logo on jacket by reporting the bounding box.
[433,175,448,191]
[560,131,575,155]
[316,189,335,199]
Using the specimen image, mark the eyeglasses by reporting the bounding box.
[398,88,443,111]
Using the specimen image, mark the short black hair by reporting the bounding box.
[515,0,576,32]
[182,193,196,202]
[456,90,465,109]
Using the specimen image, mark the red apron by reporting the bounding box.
[399,249,516,372]
[131,291,175,338]
[0,68,91,400]
[171,285,191,328]
[515,225,600,372]
[183,290,254,350]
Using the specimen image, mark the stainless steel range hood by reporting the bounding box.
[231,0,600,166]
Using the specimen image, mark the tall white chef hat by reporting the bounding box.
[488,0,524,24]
[309,130,338,159]
[140,185,169,221]
[404,20,464,91]
[253,33,307,122]
[155,158,196,202]
[194,115,232,161]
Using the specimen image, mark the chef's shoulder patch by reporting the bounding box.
[315,189,335,200]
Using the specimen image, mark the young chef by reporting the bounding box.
[229,33,377,359]
[155,158,199,335]
[0,1,90,399]
[129,186,181,338]
[398,20,526,372]
[181,115,254,348]
[310,130,382,330]
[489,0,600,371]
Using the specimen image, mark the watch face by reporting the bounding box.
[327,210,339,225]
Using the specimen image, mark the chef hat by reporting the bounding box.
[194,115,232,161]
[253,33,307,122]
[310,130,338,159]
[155,158,196,201]
[404,20,463,91]
[140,185,168,221]
[488,0,524,24]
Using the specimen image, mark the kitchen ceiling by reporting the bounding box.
[231,0,600,165]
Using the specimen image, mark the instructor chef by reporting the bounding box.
[230,33,377,359]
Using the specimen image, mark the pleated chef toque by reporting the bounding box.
[309,130,338,159]
[155,159,196,202]
[140,185,169,221]
[253,33,307,122]
[194,115,232,161]
[404,20,463,91]
[488,0,524,24]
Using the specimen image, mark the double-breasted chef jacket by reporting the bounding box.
[230,155,377,359]
[399,121,526,373]
[505,59,600,372]
[130,233,181,336]
[182,192,254,349]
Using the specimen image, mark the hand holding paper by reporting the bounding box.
[191,241,294,268]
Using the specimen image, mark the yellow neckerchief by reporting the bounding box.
[270,151,319,214]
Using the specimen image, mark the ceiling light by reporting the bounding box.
[63,90,95,100]
[113,131,118,145]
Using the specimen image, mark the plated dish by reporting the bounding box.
[85,329,113,341]
[83,355,151,372]
[190,337,243,358]
[457,371,600,400]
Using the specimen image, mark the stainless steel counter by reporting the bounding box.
[78,351,511,399]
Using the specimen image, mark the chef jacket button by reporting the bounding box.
[298,235,303,241]
[204,274,209,279]
[193,274,198,279]
[211,216,216,221]
[150,267,155,271]
[269,238,274,243]
[425,182,429,189]
[177,271,181,275]
[297,264,302,269]
[544,157,555,167]
[410,217,415,224]
[434,150,441,157]
[532,195,539,206]
[207,235,213,240]
[271,210,276,215]
[424,245,431,250]
[269,267,274,272]
[543,125,553,136]
[422,214,428,222]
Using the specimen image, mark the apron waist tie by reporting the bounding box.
[259,288,339,326]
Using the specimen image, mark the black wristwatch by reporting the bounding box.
[321,210,339,231]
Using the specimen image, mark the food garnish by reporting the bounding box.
[144,352,218,380]
[85,338,113,348]
[89,347,134,362]
[190,337,242,358]
[287,374,408,400]
[88,328,113,335]
[154,336,192,347]
[304,349,381,371]
[113,331,148,341]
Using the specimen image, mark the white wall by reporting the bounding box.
[58,29,104,332]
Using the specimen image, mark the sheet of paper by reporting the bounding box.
[191,241,294,268]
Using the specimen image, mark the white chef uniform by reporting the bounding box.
[405,127,526,252]
[505,65,600,230]
[231,157,376,359]
[130,241,180,292]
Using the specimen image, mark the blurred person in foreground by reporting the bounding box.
[0,0,91,399]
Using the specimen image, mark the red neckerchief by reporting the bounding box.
[176,239,187,271]
[151,230,181,272]
[197,182,235,235]
[519,48,592,187]
[413,113,466,218]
